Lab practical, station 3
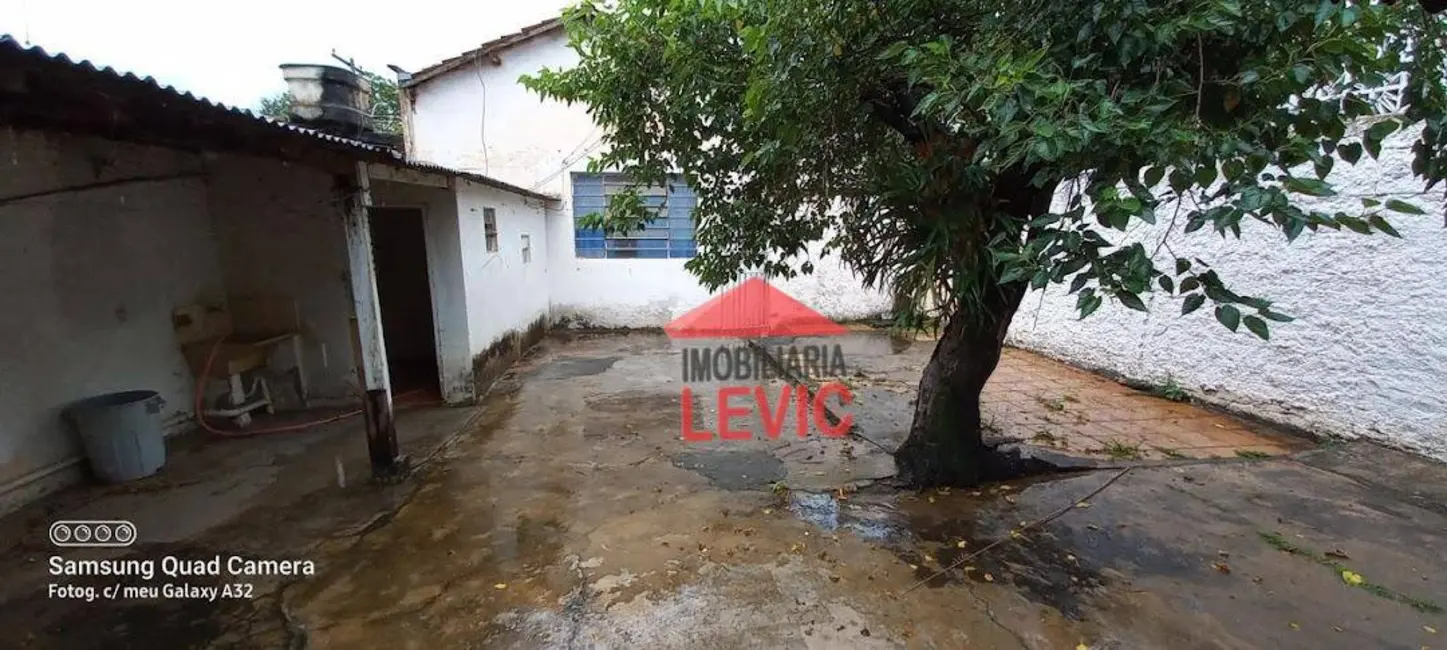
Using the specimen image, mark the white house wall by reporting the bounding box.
[455,180,551,356]
[407,31,891,327]
[0,128,226,509]
[1009,128,1446,461]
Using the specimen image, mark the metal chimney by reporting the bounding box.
[278,63,373,137]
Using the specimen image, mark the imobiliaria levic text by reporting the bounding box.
[665,278,856,442]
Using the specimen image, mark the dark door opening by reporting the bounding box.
[368,207,441,403]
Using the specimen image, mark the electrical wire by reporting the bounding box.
[475,55,490,174]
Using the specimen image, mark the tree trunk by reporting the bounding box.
[892,176,1051,487]
[893,283,1027,486]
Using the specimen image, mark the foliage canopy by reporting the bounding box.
[524,0,1447,339]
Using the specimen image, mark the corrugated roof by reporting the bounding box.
[404,17,564,88]
[0,35,558,203]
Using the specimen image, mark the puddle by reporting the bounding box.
[671,450,785,490]
[787,491,902,542]
[528,356,620,380]
[786,475,1109,619]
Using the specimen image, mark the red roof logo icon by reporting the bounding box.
[665,277,849,339]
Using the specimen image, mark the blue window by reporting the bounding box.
[572,172,697,259]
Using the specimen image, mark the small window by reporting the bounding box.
[520,233,532,263]
[483,208,499,252]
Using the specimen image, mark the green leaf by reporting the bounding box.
[1339,216,1372,234]
[1182,294,1207,315]
[1175,258,1192,274]
[1179,276,1201,293]
[1338,142,1362,164]
[1360,197,1380,208]
[1144,166,1165,187]
[1385,199,1426,215]
[1216,305,1241,332]
[1243,315,1270,340]
[1366,120,1400,141]
[1291,64,1311,85]
[1117,291,1148,312]
[1368,215,1402,237]
[1195,164,1218,187]
[1240,69,1260,85]
[1080,294,1103,319]
[1158,275,1175,293]
[1285,177,1335,197]
[1169,169,1192,193]
[1223,159,1246,181]
[1261,309,1295,323]
[999,265,1031,284]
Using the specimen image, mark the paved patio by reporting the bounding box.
[0,332,1441,649]
[831,332,1310,463]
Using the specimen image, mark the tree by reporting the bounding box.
[258,92,294,122]
[256,70,401,135]
[523,0,1447,486]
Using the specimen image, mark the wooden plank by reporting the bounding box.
[366,163,449,189]
[344,161,393,397]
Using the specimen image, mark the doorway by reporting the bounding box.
[368,207,441,403]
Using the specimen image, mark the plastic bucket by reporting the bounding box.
[64,390,167,483]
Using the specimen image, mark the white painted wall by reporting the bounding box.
[0,128,226,506]
[1008,127,1446,461]
[406,31,892,327]
[455,179,551,354]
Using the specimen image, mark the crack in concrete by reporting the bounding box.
[964,586,1031,650]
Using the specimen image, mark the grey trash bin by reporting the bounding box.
[64,390,167,483]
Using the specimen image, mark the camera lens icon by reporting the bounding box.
[50,521,136,548]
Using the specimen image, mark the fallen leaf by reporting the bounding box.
[984,573,995,582]
[1075,501,1091,508]
[1066,554,1077,562]
[1004,495,1018,504]
[1289,622,1300,630]
[1077,644,1089,650]
[1212,562,1232,574]
[762,508,773,515]
[928,496,937,504]
[1333,626,1343,633]
[1087,524,1102,531]
[493,583,508,590]
[1426,626,1438,634]
[1325,549,1352,560]
[1342,570,1364,586]
[956,540,968,548]
[908,564,919,570]
[924,554,936,563]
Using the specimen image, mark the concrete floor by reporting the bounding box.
[0,332,1442,649]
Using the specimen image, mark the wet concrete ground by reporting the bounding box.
[0,332,1442,649]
